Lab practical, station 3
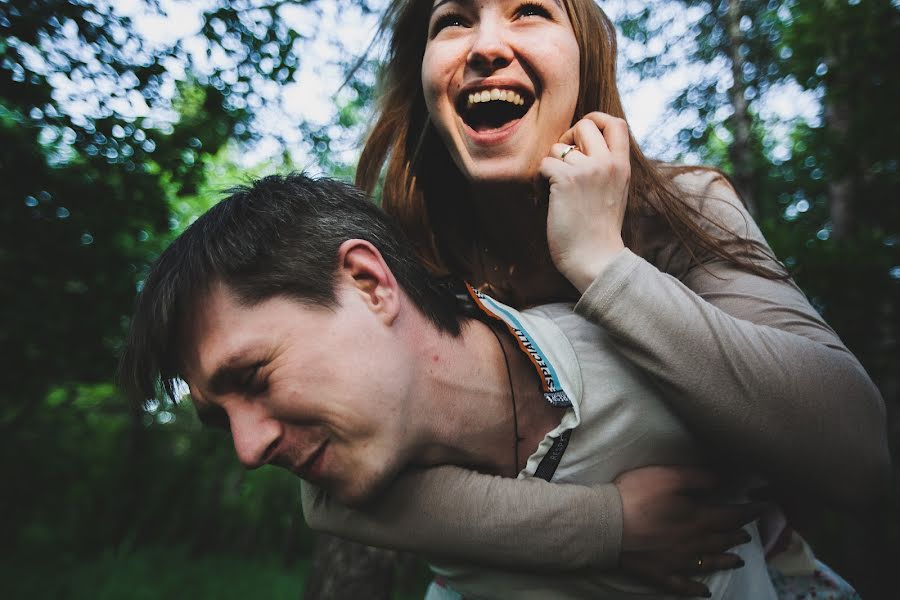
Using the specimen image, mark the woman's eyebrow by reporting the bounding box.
[432,0,564,14]
[432,0,464,13]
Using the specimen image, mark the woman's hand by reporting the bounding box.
[615,465,763,598]
[539,112,631,293]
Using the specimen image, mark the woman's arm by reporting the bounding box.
[301,467,621,569]
[539,113,888,507]
[301,463,758,581]
[573,171,890,507]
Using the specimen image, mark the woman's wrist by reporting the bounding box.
[561,242,626,293]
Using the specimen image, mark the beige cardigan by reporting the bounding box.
[300,170,889,569]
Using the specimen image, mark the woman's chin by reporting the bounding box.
[461,159,542,190]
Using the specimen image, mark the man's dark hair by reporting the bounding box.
[119,173,461,406]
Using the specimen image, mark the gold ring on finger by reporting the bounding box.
[560,144,578,160]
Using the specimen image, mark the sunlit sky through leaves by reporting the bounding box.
[107,0,819,168]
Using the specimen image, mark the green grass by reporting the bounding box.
[0,547,308,599]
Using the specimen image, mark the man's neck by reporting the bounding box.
[410,317,565,478]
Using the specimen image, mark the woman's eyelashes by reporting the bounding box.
[430,11,467,36]
[515,2,553,20]
[429,1,554,37]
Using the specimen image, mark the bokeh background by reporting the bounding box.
[1,0,897,598]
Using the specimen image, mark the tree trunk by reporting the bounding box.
[823,81,855,243]
[303,534,396,600]
[724,0,758,217]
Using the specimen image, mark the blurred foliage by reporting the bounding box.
[617,1,898,597]
[0,0,367,579]
[0,547,308,599]
[617,0,900,383]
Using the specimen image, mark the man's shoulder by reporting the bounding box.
[524,303,608,352]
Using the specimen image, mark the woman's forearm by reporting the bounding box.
[574,178,890,507]
[301,465,622,569]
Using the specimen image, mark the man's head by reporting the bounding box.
[120,173,462,503]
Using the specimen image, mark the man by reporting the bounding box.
[120,173,772,599]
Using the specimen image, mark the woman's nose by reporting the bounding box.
[467,21,514,73]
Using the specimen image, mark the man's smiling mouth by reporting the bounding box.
[457,87,533,133]
[292,439,329,480]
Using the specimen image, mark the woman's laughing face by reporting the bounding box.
[422,0,581,186]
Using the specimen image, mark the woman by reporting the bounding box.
[302,0,889,596]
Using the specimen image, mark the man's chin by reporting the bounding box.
[327,464,401,508]
[331,477,388,508]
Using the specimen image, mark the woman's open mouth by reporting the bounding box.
[457,87,534,134]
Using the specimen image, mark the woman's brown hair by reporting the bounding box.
[356,0,782,282]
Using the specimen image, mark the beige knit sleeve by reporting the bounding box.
[575,171,890,507]
[301,466,622,569]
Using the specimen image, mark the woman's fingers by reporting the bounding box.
[557,112,628,157]
[703,501,769,531]
[620,551,713,598]
[684,552,745,575]
[579,111,631,156]
[539,155,568,182]
[620,543,747,597]
[695,529,753,554]
[541,111,631,291]
[549,143,585,164]
[615,465,758,597]
[571,118,610,156]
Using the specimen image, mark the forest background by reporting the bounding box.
[1,0,897,598]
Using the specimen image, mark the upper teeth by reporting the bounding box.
[467,89,525,108]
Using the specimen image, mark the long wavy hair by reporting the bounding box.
[356,0,779,281]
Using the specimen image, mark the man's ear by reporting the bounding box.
[336,239,401,325]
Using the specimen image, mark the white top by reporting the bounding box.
[429,297,777,600]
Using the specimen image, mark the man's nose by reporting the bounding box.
[227,404,280,470]
[467,21,514,73]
